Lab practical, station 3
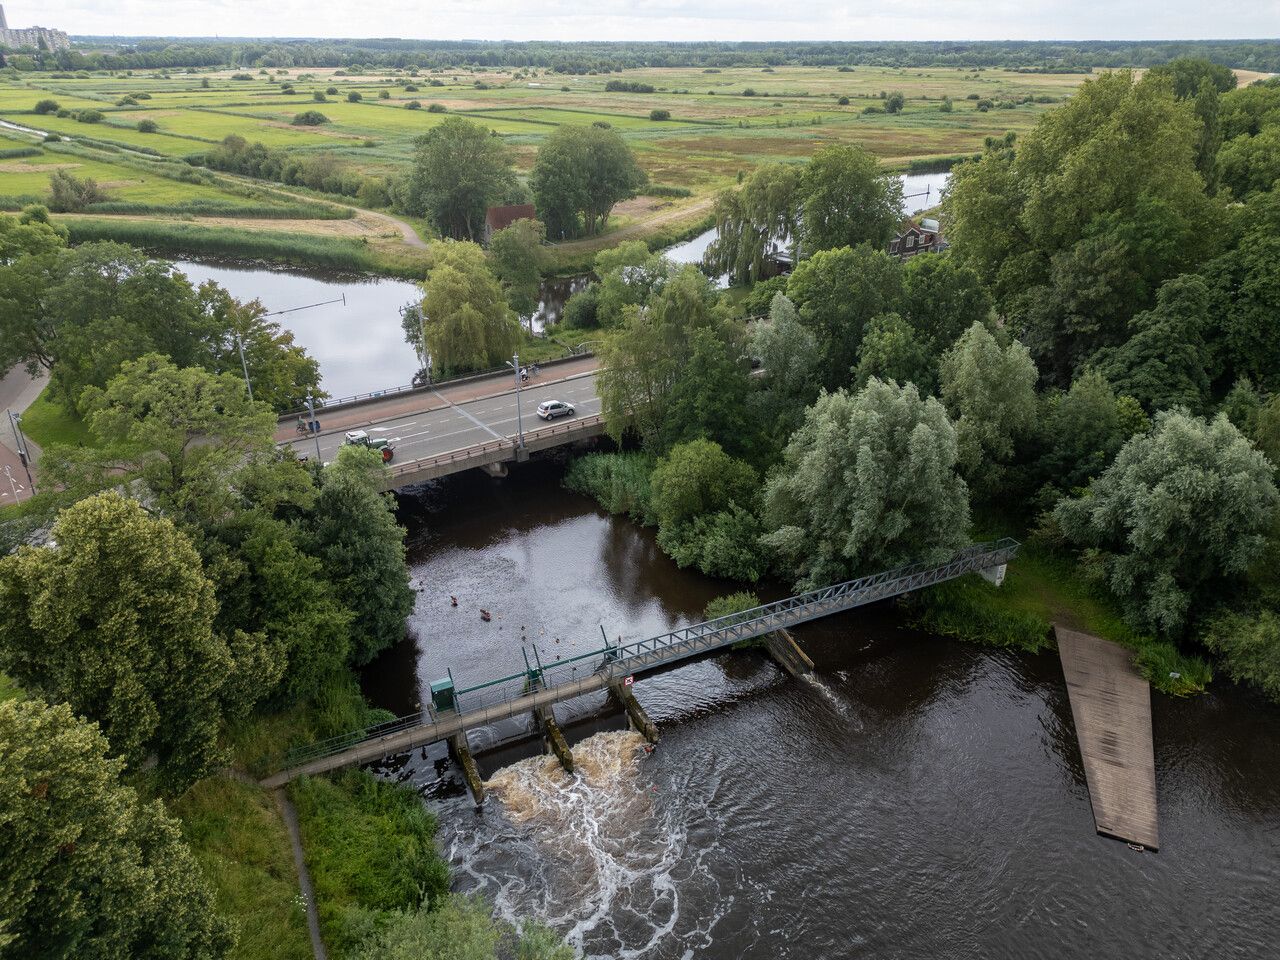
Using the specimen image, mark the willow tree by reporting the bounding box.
[703,162,802,287]
[762,379,970,589]
[418,242,520,375]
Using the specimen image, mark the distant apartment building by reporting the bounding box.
[0,4,71,52]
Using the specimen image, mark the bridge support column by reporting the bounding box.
[448,733,485,806]
[764,628,814,678]
[534,705,574,773]
[980,564,1008,587]
[610,678,659,744]
[480,461,509,479]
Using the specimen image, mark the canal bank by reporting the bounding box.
[358,458,1280,960]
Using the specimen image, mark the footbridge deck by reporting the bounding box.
[261,539,1019,788]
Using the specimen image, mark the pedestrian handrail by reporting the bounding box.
[385,414,607,478]
[278,539,1018,773]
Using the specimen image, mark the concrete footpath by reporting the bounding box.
[274,355,601,443]
[0,365,46,506]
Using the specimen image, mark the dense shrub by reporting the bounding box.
[649,108,671,121]
[405,100,422,110]
[291,111,330,126]
[76,109,104,123]
[47,169,110,211]
[605,79,655,93]
[32,98,59,114]
[563,452,656,524]
[137,118,158,133]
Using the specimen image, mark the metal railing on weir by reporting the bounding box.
[281,538,1019,769]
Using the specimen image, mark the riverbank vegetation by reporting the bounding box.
[0,285,564,956]
[564,64,1280,704]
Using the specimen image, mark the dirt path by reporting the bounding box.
[273,788,328,960]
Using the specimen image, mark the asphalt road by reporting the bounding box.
[287,372,602,465]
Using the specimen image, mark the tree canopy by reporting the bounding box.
[1055,411,1279,636]
[530,124,646,239]
[0,493,269,789]
[393,117,518,240]
[418,242,521,375]
[762,379,970,589]
[799,143,904,255]
[0,698,234,960]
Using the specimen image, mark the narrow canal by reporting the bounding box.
[360,459,1280,960]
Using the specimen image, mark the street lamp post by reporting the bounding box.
[305,395,322,462]
[7,410,35,494]
[234,332,253,401]
[506,353,525,449]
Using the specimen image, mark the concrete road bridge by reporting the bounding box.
[281,356,605,487]
[262,539,1020,793]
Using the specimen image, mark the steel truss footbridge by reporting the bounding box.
[261,538,1019,788]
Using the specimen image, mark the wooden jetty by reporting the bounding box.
[1055,626,1159,850]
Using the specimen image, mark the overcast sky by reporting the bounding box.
[8,1,1280,43]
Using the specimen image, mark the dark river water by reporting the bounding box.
[360,457,1280,960]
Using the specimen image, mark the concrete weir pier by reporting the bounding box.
[1055,626,1159,850]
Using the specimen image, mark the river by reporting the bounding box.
[169,173,952,399]
[359,459,1280,960]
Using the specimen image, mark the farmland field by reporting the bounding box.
[0,63,1101,272]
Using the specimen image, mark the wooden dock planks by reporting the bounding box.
[1055,626,1159,850]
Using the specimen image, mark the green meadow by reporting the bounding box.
[0,63,1091,271]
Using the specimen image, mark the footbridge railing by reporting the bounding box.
[274,539,1018,777]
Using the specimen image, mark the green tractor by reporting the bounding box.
[343,429,395,462]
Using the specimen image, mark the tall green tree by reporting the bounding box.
[1091,273,1214,413]
[487,217,546,318]
[799,143,903,255]
[0,493,273,789]
[44,355,277,528]
[762,379,970,589]
[704,162,802,286]
[899,255,992,356]
[1031,370,1149,501]
[944,71,1227,382]
[1055,411,1279,636]
[786,244,903,389]
[0,206,66,264]
[530,124,646,239]
[596,266,739,452]
[394,117,517,240]
[853,312,936,393]
[0,698,234,960]
[303,446,414,666]
[418,242,520,375]
[939,322,1039,497]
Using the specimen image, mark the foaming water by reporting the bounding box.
[376,465,1280,960]
[450,732,728,958]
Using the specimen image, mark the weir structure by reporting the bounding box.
[261,539,1019,789]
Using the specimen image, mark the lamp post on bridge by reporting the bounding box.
[304,394,322,463]
[505,354,525,449]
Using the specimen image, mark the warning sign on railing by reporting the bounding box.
[624,675,634,686]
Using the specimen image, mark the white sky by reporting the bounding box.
[6,1,1279,43]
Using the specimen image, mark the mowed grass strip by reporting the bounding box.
[0,150,252,204]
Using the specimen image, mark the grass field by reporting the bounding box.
[0,63,1099,271]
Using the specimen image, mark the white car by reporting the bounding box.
[537,399,576,421]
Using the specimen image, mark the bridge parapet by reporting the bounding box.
[380,414,607,488]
